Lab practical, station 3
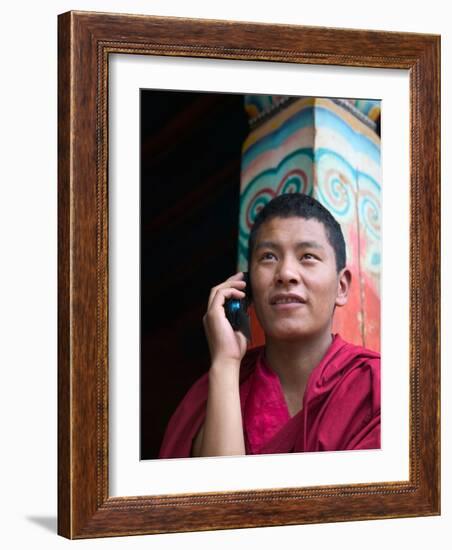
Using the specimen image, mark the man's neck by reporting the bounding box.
[264,330,334,394]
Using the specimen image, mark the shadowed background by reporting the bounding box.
[140,90,249,459]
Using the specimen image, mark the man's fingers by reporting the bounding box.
[226,271,246,282]
[207,287,246,316]
[207,275,247,309]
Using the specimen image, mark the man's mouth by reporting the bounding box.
[270,293,306,305]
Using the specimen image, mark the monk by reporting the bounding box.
[159,193,380,458]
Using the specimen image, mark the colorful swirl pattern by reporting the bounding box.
[315,149,357,223]
[357,173,381,274]
[238,149,313,267]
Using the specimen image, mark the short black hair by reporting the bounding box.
[247,193,346,272]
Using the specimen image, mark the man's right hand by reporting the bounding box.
[202,272,248,366]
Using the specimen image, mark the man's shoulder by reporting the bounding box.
[318,334,380,386]
[334,334,380,364]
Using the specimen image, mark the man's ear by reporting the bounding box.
[335,268,352,307]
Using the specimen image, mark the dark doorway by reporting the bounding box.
[140,90,249,459]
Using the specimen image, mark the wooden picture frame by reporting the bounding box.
[58,10,440,539]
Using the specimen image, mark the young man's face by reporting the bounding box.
[249,216,350,342]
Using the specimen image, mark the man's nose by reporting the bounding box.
[275,257,300,285]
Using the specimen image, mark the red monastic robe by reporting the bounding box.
[159,334,380,458]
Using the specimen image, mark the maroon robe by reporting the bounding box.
[158,334,380,458]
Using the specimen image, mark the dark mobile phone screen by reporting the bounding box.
[223,272,251,340]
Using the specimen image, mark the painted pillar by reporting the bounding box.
[238,96,381,352]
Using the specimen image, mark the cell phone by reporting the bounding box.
[224,272,252,340]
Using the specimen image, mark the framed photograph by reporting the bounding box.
[58,11,440,538]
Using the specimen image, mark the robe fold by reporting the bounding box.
[158,334,380,458]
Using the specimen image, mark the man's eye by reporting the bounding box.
[261,252,276,260]
[302,253,316,261]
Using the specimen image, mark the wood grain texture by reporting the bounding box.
[57,10,71,538]
[57,10,440,539]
